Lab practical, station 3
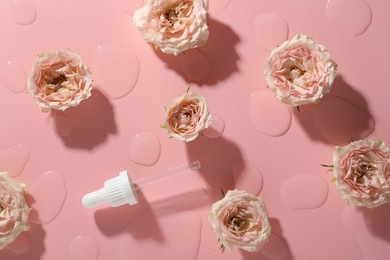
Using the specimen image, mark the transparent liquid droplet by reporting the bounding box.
[118,211,201,260]
[202,115,225,139]
[326,0,372,36]
[9,0,37,25]
[208,0,231,14]
[69,235,100,260]
[129,132,161,166]
[254,13,289,50]
[28,171,67,224]
[179,49,211,82]
[94,45,140,99]
[280,174,329,209]
[233,160,264,195]
[0,61,27,94]
[0,144,30,177]
[250,90,292,137]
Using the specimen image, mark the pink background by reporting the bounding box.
[0,0,389,259]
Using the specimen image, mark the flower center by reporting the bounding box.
[227,215,248,236]
[159,2,194,34]
[48,74,67,92]
[289,66,305,81]
[177,107,193,125]
[357,163,374,176]
[354,163,375,183]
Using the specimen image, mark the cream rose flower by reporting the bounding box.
[264,33,337,106]
[333,139,390,208]
[208,190,271,252]
[0,172,30,250]
[27,51,93,112]
[163,90,212,142]
[133,0,209,55]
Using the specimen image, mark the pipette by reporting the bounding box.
[82,161,201,209]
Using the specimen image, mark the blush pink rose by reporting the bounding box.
[27,51,93,112]
[133,0,209,55]
[333,139,390,208]
[0,172,30,250]
[164,90,212,142]
[208,190,271,252]
[264,33,337,106]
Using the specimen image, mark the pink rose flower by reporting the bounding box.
[0,172,30,250]
[333,139,390,208]
[264,33,337,106]
[164,90,212,142]
[27,51,93,112]
[133,0,209,55]
[208,190,271,252]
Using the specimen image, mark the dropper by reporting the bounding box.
[82,161,201,209]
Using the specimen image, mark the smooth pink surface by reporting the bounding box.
[208,0,231,15]
[0,0,389,259]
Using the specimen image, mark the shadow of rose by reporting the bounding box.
[50,88,117,150]
[294,76,375,146]
[94,186,211,241]
[186,135,244,199]
[150,188,213,211]
[153,16,241,86]
[93,189,162,240]
[241,218,295,260]
[0,223,46,260]
[360,203,390,242]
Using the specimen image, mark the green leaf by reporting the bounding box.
[320,164,334,168]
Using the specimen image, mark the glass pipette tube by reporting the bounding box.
[134,160,201,190]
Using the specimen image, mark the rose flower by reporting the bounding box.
[27,51,93,112]
[208,190,271,252]
[133,0,209,55]
[333,139,390,208]
[0,172,30,250]
[264,33,337,106]
[163,90,212,142]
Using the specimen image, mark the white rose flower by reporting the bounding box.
[333,139,390,208]
[264,33,337,106]
[133,0,209,55]
[27,50,93,112]
[163,90,212,142]
[208,190,271,252]
[0,172,30,250]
